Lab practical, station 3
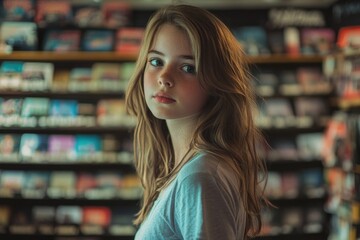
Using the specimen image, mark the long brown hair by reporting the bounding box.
[125,4,268,238]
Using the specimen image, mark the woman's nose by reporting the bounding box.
[158,68,174,87]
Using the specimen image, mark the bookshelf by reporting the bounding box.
[322,51,360,240]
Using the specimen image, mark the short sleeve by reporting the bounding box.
[174,172,237,240]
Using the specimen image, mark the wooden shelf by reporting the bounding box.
[0,51,325,64]
[0,91,124,99]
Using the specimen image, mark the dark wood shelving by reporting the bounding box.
[0,126,133,134]
[0,91,124,100]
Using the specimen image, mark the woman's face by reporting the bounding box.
[143,23,208,120]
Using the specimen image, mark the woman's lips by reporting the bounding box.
[153,94,176,103]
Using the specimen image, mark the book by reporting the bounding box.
[301,169,325,198]
[268,138,298,161]
[268,30,285,54]
[301,28,335,55]
[264,172,282,199]
[82,30,114,51]
[294,97,329,118]
[0,170,24,197]
[91,63,122,92]
[48,171,77,199]
[56,206,82,225]
[76,172,98,197]
[281,172,299,198]
[281,207,303,234]
[0,205,11,232]
[49,99,78,117]
[19,133,48,162]
[296,67,330,93]
[48,135,76,162]
[109,207,137,236]
[9,207,35,234]
[119,62,136,91]
[115,27,144,54]
[68,67,95,92]
[82,206,111,226]
[0,134,20,162]
[1,0,35,21]
[22,62,54,91]
[0,61,23,90]
[102,1,131,28]
[0,98,22,116]
[35,0,72,27]
[32,206,55,234]
[74,134,102,161]
[97,99,127,127]
[255,72,279,96]
[0,21,37,50]
[21,97,50,117]
[303,207,323,233]
[284,27,300,56]
[95,171,123,199]
[52,69,70,92]
[73,4,103,27]
[43,30,81,52]
[232,26,270,55]
[337,25,360,51]
[278,70,301,96]
[22,171,49,198]
[296,133,324,160]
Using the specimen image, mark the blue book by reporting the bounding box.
[75,134,102,158]
[82,30,114,51]
[49,99,78,117]
[0,0,35,21]
[0,61,23,90]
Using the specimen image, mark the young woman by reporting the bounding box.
[126,4,268,239]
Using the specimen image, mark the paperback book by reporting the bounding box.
[22,171,50,198]
[97,99,126,127]
[22,62,54,91]
[1,0,35,21]
[73,4,103,27]
[232,26,270,56]
[0,134,20,162]
[82,30,114,51]
[48,135,76,162]
[43,30,81,52]
[19,133,48,162]
[92,63,122,92]
[301,28,335,55]
[0,61,23,90]
[48,171,77,199]
[115,27,144,54]
[102,1,131,28]
[0,21,37,50]
[0,170,24,197]
[35,0,72,27]
[68,67,95,92]
[74,134,102,162]
[21,97,50,118]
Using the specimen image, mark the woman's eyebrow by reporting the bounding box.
[148,49,194,60]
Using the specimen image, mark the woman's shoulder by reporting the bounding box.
[177,152,237,183]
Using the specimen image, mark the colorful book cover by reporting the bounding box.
[284,27,300,56]
[97,99,126,126]
[52,69,70,92]
[1,0,35,21]
[43,30,81,52]
[74,134,102,160]
[301,169,325,198]
[294,97,329,118]
[68,67,95,92]
[35,0,72,27]
[48,171,76,197]
[22,62,54,91]
[232,26,270,55]
[82,207,111,226]
[296,133,324,160]
[119,62,136,91]
[281,172,299,198]
[115,27,144,54]
[0,21,37,50]
[49,99,78,117]
[21,97,50,117]
[264,98,294,119]
[102,1,131,28]
[91,63,122,92]
[76,172,98,196]
[0,98,22,117]
[48,135,76,161]
[301,28,335,55]
[0,61,23,90]
[0,134,20,162]
[337,25,360,50]
[19,134,48,161]
[82,30,114,51]
[296,67,330,93]
[264,172,282,199]
[0,170,24,196]
[22,171,49,198]
[55,206,82,225]
[73,4,103,27]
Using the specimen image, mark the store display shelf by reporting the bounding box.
[0,126,132,134]
[0,91,124,100]
[266,159,323,171]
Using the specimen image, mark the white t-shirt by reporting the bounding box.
[135,152,246,240]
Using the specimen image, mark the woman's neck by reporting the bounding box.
[166,115,198,166]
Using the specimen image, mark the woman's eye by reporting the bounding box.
[149,58,162,67]
[182,65,196,74]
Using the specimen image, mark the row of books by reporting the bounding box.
[0,205,137,236]
[0,61,136,92]
[253,67,332,97]
[0,21,144,52]
[0,0,132,28]
[264,169,325,199]
[260,132,324,161]
[260,206,324,236]
[0,133,133,164]
[256,97,330,128]
[325,53,360,99]
[0,170,141,200]
[0,98,135,128]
